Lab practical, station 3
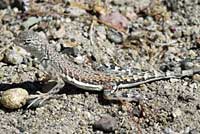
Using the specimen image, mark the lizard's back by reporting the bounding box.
[14,30,200,90]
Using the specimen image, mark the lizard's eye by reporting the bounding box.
[24,39,32,44]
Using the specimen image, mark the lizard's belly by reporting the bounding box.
[63,75,104,91]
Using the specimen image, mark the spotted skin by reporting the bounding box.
[14,30,200,102]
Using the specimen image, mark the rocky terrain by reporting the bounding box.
[0,0,200,133]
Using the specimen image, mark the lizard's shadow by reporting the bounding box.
[0,81,118,108]
[0,81,108,104]
[0,81,98,95]
[0,81,42,93]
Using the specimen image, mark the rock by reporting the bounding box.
[164,127,178,134]
[126,9,138,21]
[74,55,86,65]
[22,17,42,30]
[0,88,29,109]
[61,47,79,57]
[192,74,200,82]
[181,60,194,70]
[107,30,123,44]
[100,12,129,29]
[93,115,117,132]
[65,7,87,17]
[4,49,23,65]
[172,108,182,118]
[4,46,29,65]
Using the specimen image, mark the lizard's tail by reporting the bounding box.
[117,68,200,89]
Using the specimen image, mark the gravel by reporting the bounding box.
[0,0,200,133]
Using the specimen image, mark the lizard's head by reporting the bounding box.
[15,30,48,61]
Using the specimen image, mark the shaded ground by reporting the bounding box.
[0,0,200,133]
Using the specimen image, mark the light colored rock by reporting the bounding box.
[4,46,29,65]
[172,108,182,118]
[0,88,29,109]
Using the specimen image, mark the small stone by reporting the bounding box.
[184,127,190,134]
[84,92,90,98]
[172,108,182,118]
[169,78,179,83]
[93,115,117,132]
[74,55,86,64]
[22,17,42,30]
[164,127,178,134]
[83,111,93,121]
[126,7,138,21]
[181,61,194,70]
[4,46,29,65]
[62,47,79,57]
[54,42,62,52]
[100,12,129,29]
[189,50,197,58]
[107,30,123,44]
[66,7,87,17]
[192,74,200,82]
[0,88,29,109]
[4,49,23,64]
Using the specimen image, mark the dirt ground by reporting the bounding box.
[0,0,200,133]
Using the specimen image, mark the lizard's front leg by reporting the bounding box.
[43,76,65,94]
[27,75,65,108]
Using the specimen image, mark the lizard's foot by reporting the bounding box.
[27,91,53,108]
[27,78,65,108]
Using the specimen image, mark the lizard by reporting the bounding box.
[14,30,200,107]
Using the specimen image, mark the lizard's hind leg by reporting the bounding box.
[103,87,143,103]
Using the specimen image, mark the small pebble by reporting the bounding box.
[192,74,200,82]
[74,55,86,64]
[0,88,29,109]
[66,7,87,17]
[172,108,182,118]
[107,30,123,44]
[164,127,178,134]
[4,46,28,65]
[4,49,23,64]
[181,61,194,70]
[61,47,79,57]
[93,115,117,132]
[22,17,42,30]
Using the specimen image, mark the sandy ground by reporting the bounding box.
[0,0,200,133]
